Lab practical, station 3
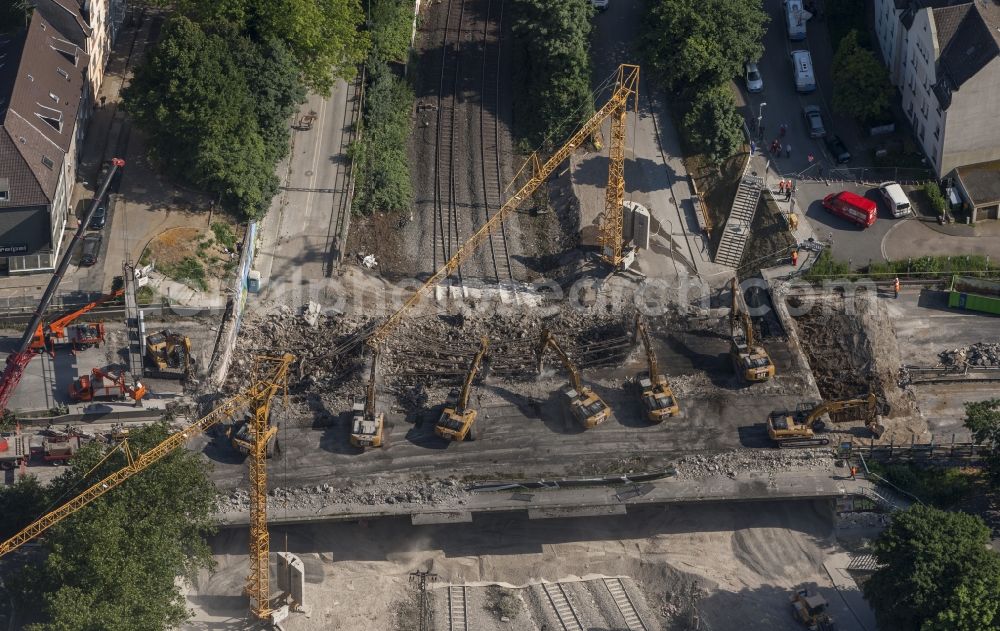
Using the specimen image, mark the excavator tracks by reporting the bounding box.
[777,437,831,449]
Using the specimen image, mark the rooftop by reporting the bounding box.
[956,159,1000,205]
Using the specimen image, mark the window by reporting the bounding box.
[0,178,9,202]
[49,92,59,103]
[41,155,54,169]
[36,105,63,132]
[56,67,69,80]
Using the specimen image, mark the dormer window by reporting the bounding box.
[49,38,79,66]
[36,104,63,132]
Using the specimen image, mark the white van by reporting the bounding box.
[791,50,816,93]
[785,0,808,41]
[879,181,912,217]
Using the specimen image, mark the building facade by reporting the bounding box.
[0,10,90,273]
[873,0,1000,177]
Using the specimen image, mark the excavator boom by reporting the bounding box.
[537,330,584,393]
[45,288,125,338]
[635,316,659,380]
[366,348,379,421]
[457,337,489,413]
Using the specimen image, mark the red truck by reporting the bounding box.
[0,434,27,470]
[822,191,877,228]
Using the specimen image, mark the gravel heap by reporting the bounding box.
[939,342,1000,367]
[219,478,469,513]
[837,511,891,529]
[675,449,836,479]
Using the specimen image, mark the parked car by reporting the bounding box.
[824,135,851,163]
[590,0,609,10]
[88,202,107,230]
[803,105,826,138]
[879,181,913,218]
[822,191,877,228]
[744,62,763,93]
[80,234,102,267]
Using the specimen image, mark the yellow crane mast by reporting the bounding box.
[634,315,679,421]
[0,353,294,623]
[537,329,610,428]
[729,277,775,383]
[350,348,385,448]
[435,336,490,442]
[366,64,641,351]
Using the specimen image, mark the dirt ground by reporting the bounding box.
[740,195,796,274]
[685,152,747,258]
[788,292,925,441]
[184,500,868,631]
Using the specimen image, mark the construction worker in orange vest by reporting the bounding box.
[894,277,900,298]
[791,249,798,266]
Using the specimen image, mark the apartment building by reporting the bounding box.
[873,0,1000,177]
[0,10,90,273]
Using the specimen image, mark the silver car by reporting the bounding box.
[803,105,826,138]
[745,62,763,93]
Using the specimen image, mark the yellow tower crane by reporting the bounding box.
[366,64,640,351]
[0,353,294,623]
[633,315,679,421]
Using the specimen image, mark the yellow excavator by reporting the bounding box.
[790,587,835,630]
[730,277,775,383]
[435,336,490,442]
[767,393,883,448]
[350,348,385,449]
[537,329,610,429]
[634,315,679,421]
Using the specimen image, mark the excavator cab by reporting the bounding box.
[768,394,883,447]
[435,336,489,442]
[350,348,385,449]
[538,330,610,429]
[227,412,279,458]
[790,587,835,630]
[145,330,192,376]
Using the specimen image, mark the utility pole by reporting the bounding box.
[409,569,437,631]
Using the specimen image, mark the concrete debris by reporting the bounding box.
[361,254,378,269]
[675,449,835,479]
[302,301,322,327]
[220,478,469,513]
[939,342,1000,368]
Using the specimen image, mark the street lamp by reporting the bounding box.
[757,102,767,140]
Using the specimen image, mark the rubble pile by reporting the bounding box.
[219,478,469,513]
[939,342,1000,368]
[675,449,835,479]
[837,511,890,529]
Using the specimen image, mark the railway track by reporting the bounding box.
[327,73,363,275]
[604,578,647,631]
[542,582,583,631]
[479,0,513,284]
[433,0,468,278]
[447,585,469,631]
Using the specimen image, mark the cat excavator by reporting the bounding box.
[350,348,384,448]
[633,315,679,421]
[730,277,775,383]
[435,336,489,442]
[767,393,883,448]
[537,330,610,429]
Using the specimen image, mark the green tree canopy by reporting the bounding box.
[964,398,1000,486]
[511,0,594,146]
[864,505,1000,631]
[12,422,217,631]
[369,0,414,65]
[180,0,369,93]
[643,0,767,94]
[124,17,303,219]
[681,85,744,163]
[832,30,891,123]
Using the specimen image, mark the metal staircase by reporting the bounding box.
[714,167,763,268]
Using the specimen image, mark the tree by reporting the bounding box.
[832,30,891,123]
[864,505,1000,631]
[124,17,302,219]
[964,398,1000,486]
[0,474,50,539]
[511,0,594,146]
[0,0,29,34]
[369,0,414,65]
[180,0,370,93]
[14,422,217,631]
[681,85,744,163]
[643,0,767,93]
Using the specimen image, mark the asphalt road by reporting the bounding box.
[794,179,898,267]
